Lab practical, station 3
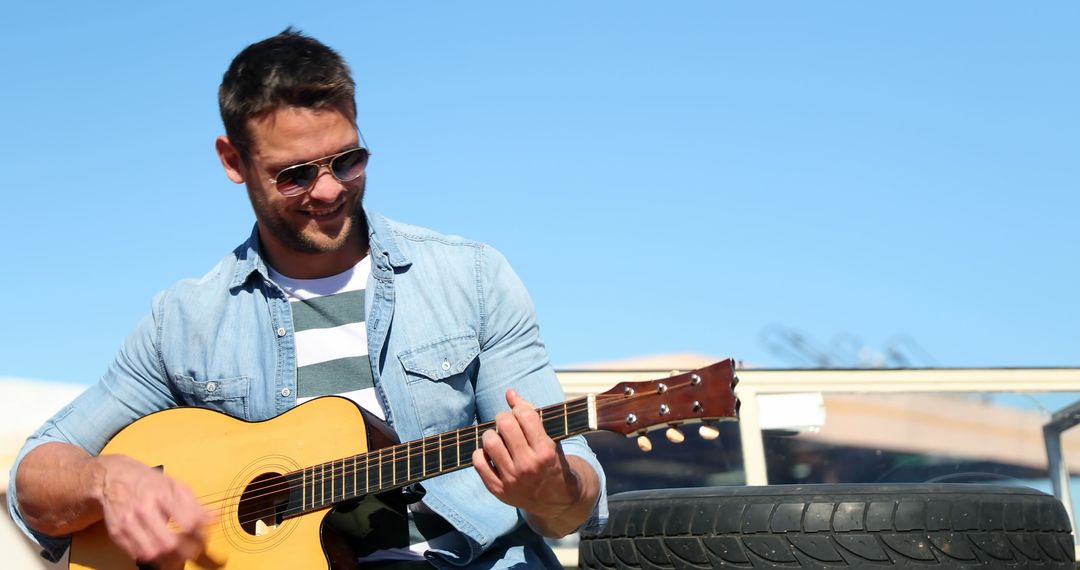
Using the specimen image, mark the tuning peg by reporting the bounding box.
[665,427,685,443]
[699,425,720,440]
[636,435,653,452]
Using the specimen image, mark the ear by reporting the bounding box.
[216,136,248,184]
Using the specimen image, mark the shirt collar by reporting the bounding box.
[229,225,269,290]
[366,209,411,270]
[228,206,410,291]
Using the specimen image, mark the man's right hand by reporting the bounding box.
[15,443,211,570]
[94,454,211,569]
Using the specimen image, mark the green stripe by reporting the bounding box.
[292,290,366,332]
[297,356,374,398]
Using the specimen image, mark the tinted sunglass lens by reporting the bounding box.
[276,165,318,195]
[332,148,369,181]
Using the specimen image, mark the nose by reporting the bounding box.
[305,165,349,202]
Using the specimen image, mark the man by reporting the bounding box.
[9,29,606,569]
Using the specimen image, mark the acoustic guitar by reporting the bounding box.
[69,359,739,569]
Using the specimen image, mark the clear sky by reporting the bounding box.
[2,1,1077,384]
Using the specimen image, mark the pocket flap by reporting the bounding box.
[398,333,480,381]
[174,374,250,401]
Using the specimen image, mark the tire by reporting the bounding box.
[579,484,1075,569]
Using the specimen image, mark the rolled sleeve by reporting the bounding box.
[473,245,609,532]
[8,418,79,562]
[556,434,609,531]
[7,309,177,560]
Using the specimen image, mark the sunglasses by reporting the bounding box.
[269,145,371,197]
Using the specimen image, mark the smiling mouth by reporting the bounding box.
[302,201,346,221]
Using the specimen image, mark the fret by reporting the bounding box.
[392,446,398,487]
[377,449,384,492]
[283,471,306,521]
[338,458,345,502]
[418,439,425,479]
[457,425,479,467]
[302,467,309,510]
[380,448,392,491]
[425,435,443,476]
[396,445,405,487]
[410,440,425,482]
[438,432,454,473]
[342,459,355,501]
[569,399,591,434]
[365,452,372,495]
[315,462,324,507]
[352,455,357,498]
[539,399,590,441]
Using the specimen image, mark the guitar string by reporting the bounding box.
[193,397,592,509]
[199,382,725,535]
[199,379,728,536]
[200,380,726,534]
[196,397,599,533]
[196,397,591,511]
[193,397,604,540]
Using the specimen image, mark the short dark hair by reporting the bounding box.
[219,27,356,157]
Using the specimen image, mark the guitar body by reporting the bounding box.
[70,397,378,570]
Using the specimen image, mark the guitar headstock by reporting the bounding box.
[594,359,740,439]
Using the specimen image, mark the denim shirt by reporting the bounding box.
[8,210,607,568]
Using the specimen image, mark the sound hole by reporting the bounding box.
[237,473,291,536]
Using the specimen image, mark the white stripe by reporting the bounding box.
[294,322,368,367]
[269,256,370,299]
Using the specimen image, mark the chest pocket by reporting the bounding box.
[398,333,480,435]
[173,374,251,418]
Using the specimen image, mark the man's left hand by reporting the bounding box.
[472,389,600,537]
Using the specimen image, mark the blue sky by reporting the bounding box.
[2,2,1077,384]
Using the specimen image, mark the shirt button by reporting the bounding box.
[206,382,217,393]
[281,387,291,397]
[276,327,287,337]
[441,360,451,371]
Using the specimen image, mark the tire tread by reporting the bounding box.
[579,484,1075,569]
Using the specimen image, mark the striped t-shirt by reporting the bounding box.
[269,257,455,564]
[270,257,380,415]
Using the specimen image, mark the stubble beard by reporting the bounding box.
[249,185,365,255]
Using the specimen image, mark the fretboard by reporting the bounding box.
[282,395,595,516]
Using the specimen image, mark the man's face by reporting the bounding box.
[240,106,366,265]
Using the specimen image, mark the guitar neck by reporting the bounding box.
[283,395,596,516]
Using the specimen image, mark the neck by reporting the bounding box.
[260,216,370,279]
[281,395,596,517]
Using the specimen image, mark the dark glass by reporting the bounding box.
[274,148,369,196]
